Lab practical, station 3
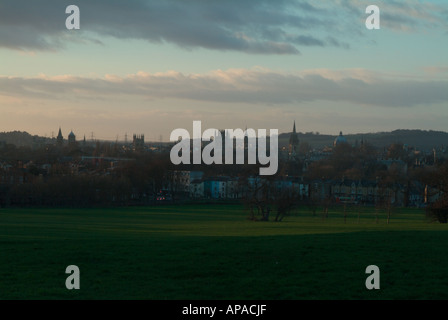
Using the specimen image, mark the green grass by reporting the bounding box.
[0,204,447,299]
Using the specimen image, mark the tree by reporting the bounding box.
[387,143,406,160]
[243,177,300,222]
[243,177,273,221]
[424,163,448,223]
[272,186,299,222]
[298,142,311,155]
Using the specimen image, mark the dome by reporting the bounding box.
[334,131,347,147]
[68,131,76,144]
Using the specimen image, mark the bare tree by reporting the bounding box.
[424,162,448,223]
[272,187,299,222]
[243,177,272,221]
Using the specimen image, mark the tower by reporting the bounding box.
[288,121,299,159]
[133,134,145,151]
[56,127,64,146]
[68,130,76,146]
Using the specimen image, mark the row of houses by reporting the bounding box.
[0,162,433,207]
[311,178,425,207]
[166,170,428,207]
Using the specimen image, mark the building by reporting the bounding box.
[331,179,375,204]
[204,177,229,199]
[334,131,348,147]
[225,178,241,199]
[407,181,425,207]
[288,121,299,160]
[56,127,64,146]
[68,130,76,146]
[167,170,204,195]
[189,179,204,199]
[133,134,145,151]
[275,176,309,200]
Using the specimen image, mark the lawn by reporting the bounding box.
[0,204,447,299]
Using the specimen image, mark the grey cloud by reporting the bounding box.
[2,70,447,108]
[0,0,370,53]
[290,35,325,47]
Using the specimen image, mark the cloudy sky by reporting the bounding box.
[1,0,447,141]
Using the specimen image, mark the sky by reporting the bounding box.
[0,0,447,142]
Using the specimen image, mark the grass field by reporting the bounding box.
[0,204,447,300]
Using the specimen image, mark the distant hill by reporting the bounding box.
[0,131,50,148]
[279,129,448,151]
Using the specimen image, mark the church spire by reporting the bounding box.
[56,127,64,146]
[288,120,299,160]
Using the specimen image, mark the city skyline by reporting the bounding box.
[1,0,448,141]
